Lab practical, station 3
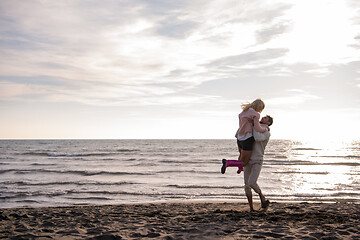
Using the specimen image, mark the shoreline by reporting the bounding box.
[1,201,359,239]
[3,198,358,211]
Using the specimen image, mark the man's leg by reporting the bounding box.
[243,164,254,211]
[248,163,269,207]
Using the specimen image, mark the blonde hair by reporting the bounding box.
[242,98,265,113]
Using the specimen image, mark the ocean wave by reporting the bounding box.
[157,170,219,175]
[0,191,65,200]
[322,162,360,166]
[1,139,359,208]
[273,171,329,175]
[0,190,355,201]
[30,163,57,166]
[1,168,219,176]
[0,190,130,200]
[66,190,149,196]
[273,155,288,159]
[158,160,203,165]
[117,149,140,152]
[66,197,113,201]
[22,152,115,157]
[266,160,360,167]
[313,187,334,191]
[16,199,40,203]
[1,181,137,186]
[293,148,321,151]
[48,153,114,157]
[22,152,49,156]
[167,184,239,189]
[1,169,153,176]
[318,155,360,160]
[123,158,137,161]
[266,160,317,165]
[63,190,244,197]
[2,190,359,205]
[330,192,360,197]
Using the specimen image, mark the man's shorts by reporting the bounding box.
[237,136,255,151]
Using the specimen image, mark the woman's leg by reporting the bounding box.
[237,147,243,173]
[221,141,244,174]
[238,147,242,160]
[221,159,243,174]
[239,150,252,167]
[239,137,255,167]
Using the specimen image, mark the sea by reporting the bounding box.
[0,139,359,209]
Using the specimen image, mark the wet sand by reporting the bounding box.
[1,201,359,239]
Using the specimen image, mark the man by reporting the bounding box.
[244,115,273,211]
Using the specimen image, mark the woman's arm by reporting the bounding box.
[253,115,268,133]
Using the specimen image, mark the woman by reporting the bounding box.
[236,99,268,167]
[221,99,268,174]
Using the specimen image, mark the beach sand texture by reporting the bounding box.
[1,202,359,239]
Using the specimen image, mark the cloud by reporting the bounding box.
[266,89,321,107]
[348,0,360,23]
[155,16,199,38]
[0,1,291,73]
[203,48,289,77]
[0,75,66,86]
[1,0,360,139]
[0,73,209,107]
[0,81,53,100]
[278,0,360,65]
[224,1,292,24]
[256,22,291,44]
[0,0,358,110]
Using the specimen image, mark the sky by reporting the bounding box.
[0,0,360,140]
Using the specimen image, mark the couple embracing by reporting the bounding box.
[222,99,273,212]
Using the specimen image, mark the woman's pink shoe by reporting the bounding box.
[221,159,243,174]
[237,166,244,174]
[221,159,227,174]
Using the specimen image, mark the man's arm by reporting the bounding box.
[253,126,270,141]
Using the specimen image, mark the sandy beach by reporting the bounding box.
[1,201,359,239]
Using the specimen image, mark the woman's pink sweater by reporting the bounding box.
[237,108,267,137]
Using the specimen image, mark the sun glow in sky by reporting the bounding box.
[1,0,360,140]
